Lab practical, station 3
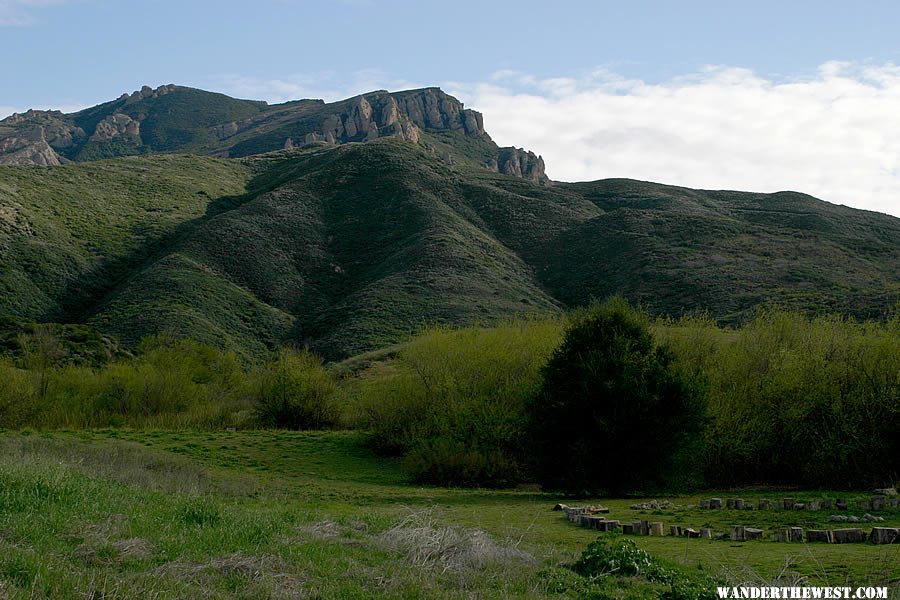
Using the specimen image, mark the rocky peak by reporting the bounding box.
[391,88,486,136]
[120,84,179,104]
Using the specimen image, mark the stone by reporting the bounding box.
[640,520,650,536]
[807,500,820,511]
[709,498,723,509]
[730,526,745,541]
[835,499,848,510]
[744,503,754,510]
[890,499,900,508]
[783,498,795,510]
[727,499,736,509]
[670,525,681,537]
[699,499,711,509]
[585,516,607,529]
[831,528,866,544]
[597,520,620,532]
[700,528,712,539]
[861,513,884,522]
[873,488,898,496]
[744,528,764,540]
[774,529,788,542]
[684,528,701,538]
[790,527,804,543]
[805,530,833,543]
[822,499,833,510]
[870,496,885,511]
[870,527,900,544]
[622,523,635,534]
[649,522,664,536]
[552,503,567,511]
[734,499,744,510]
[758,499,771,509]
[828,515,850,522]
[794,503,806,511]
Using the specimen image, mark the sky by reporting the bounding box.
[3,0,900,217]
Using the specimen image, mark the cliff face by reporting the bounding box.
[0,85,549,184]
[0,109,86,166]
[493,147,549,185]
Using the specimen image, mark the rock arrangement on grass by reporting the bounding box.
[828,513,884,523]
[558,505,900,545]
[699,494,899,512]
[629,500,675,510]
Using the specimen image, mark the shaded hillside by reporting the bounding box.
[544,180,900,320]
[89,141,562,358]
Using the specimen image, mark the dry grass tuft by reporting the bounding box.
[111,538,154,561]
[375,509,534,574]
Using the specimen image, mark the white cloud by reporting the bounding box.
[0,0,67,26]
[449,62,900,218]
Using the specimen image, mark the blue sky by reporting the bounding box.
[3,0,900,216]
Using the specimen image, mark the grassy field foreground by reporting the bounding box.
[0,430,897,599]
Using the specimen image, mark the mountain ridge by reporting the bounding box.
[0,85,550,184]
[1,86,897,360]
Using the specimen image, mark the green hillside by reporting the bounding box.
[89,141,560,359]
[0,155,252,322]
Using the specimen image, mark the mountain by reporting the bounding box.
[0,85,548,184]
[1,86,898,359]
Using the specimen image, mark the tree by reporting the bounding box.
[525,298,706,495]
[249,348,337,429]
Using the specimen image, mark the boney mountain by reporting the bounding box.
[1,85,898,359]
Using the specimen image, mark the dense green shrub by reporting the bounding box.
[572,536,720,600]
[358,319,563,486]
[661,309,900,488]
[526,298,707,494]
[247,348,338,430]
[3,335,249,429]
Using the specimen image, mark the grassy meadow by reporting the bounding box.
[0,430,897,599]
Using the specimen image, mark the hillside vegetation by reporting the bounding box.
[3,137,897,359]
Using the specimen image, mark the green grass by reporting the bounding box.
[0,430,896,598]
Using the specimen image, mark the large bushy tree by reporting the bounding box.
[526,298,706,494]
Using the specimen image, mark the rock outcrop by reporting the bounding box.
[90,113,142,143]
[0,109,86,166]
[0,129,62,166]
[493,147,549,185]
